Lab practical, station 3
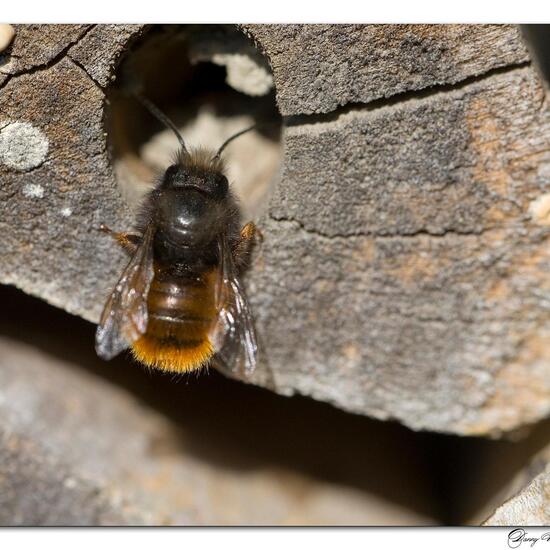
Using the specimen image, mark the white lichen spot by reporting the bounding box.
[22,183,44,198]
[0,122,49,171]
[63,477,77,489]
[61,207,73,217]
[529,194,550,226]
[0,24,15,53]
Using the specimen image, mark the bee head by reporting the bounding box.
[153,150,231,248]
[160,158,228,200]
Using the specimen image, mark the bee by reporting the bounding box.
[95,95,260,378]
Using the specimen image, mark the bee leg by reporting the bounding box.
[99,224,142,255]
[233,222,262,270]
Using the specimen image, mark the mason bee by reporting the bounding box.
[95,95,259,378]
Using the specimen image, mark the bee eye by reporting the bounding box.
[163,165,180,183]
[215,174,228,196]
[202,173,228,198]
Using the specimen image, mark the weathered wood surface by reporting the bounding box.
[243,24,530,115]
[0,25,549,437]
[264,66,550,434]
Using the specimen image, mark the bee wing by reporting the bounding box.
[95,224,155,360]
[210,235,258,378]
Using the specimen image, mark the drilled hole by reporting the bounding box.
[107,25,282,219]
[521,25,550,90]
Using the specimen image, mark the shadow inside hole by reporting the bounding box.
[1,284,549,525]
[521,25,550,89]
[107,24,282,219]
[0,285,439,524]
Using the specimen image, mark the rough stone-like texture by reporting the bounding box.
[0,25,549,436]
[0,57,132,319]
[0,24,91,86]
[484,467,550,525]
[242,24,530,116]
[259,65,550,434]
[68,24,146,88]
[0,334,437,525]
[271,68,547,239]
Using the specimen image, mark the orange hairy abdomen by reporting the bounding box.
[131,267,218,373]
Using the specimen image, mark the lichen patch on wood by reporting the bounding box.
[0,122,49,171]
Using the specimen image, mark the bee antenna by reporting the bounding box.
[213,124,258,161]
[132,92,188,154]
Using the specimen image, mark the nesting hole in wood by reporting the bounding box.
[107,25,282,219]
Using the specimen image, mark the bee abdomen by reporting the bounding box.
[131,270,217,373]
